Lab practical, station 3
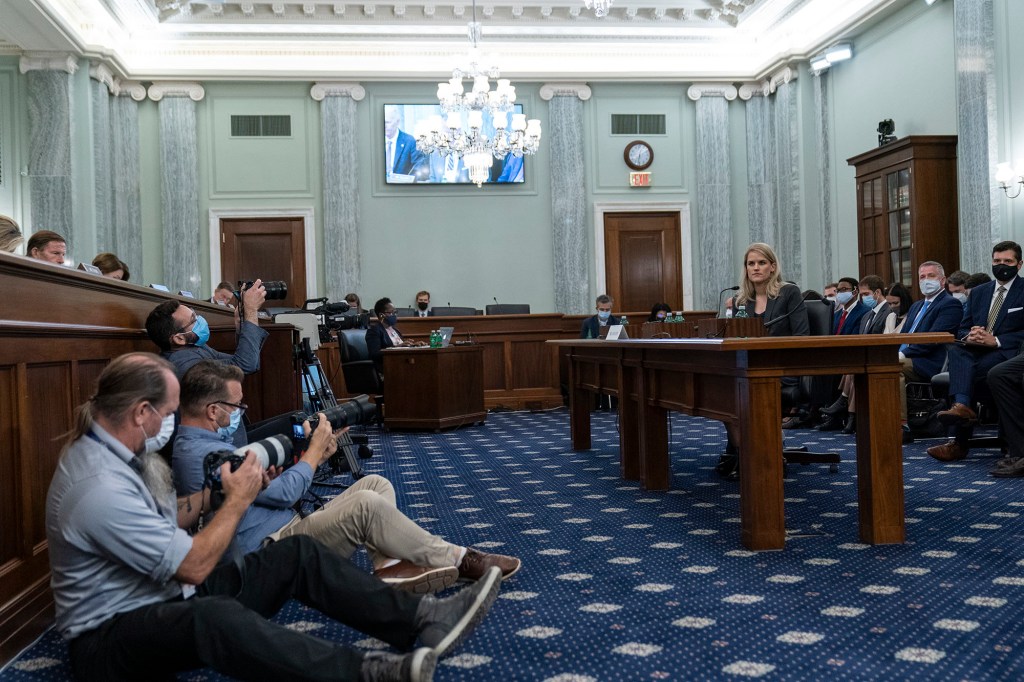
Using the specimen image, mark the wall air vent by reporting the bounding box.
[230,115,292,137]
[611,114,666,136]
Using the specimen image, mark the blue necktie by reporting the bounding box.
[899,300,930,353]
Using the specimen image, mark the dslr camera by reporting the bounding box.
[237,279,289,301]
[203,395,377,487]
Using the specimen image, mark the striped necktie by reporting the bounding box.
[986,285,1007,333]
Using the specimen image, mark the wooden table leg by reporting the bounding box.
[618,360,641,481]
[854,367,905,544]
[738,376,785,550]
[568,356,592,451]
[636,364,668,490]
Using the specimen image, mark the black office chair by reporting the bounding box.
[430,306,477,317]
[927,371,1005,453]
[337,328,384,423]
[782,300,841,471]
[485,304,531,315]
[393,307,417,318]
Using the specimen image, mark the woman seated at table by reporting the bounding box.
[647,302,672,322]
[366,297,426,376]
[718,242,809,479]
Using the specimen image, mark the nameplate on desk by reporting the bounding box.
[605,324,628,340]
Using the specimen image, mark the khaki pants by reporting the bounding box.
[270,474,460,570]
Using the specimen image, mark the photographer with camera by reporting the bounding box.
[174,361,521,592]
[145,278,269,381]
[47,352,506,682]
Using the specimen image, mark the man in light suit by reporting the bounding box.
[384,105,427,180]
[929,241,1024,462]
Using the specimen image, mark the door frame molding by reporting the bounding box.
[208,207,317,301]
[593,201,693,311]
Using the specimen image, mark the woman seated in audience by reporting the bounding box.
[883,282,914,333]
[647,302,672,322]
[0,215,23,253]
[718,243,809,479]
[92,252,130,280]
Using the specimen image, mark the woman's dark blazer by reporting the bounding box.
[760,283,810,337]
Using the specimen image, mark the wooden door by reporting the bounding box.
[220,217,306,308]
[604,212,682,312]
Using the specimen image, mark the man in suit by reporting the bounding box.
[856,274,892,334]
[580,294,620,339]
[928,241,1024,462]
[415,290,432,318]
[428,153,470,184]
[384,105,427,181]
[832,277,869,335]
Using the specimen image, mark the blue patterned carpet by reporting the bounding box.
[3,409,1024,681]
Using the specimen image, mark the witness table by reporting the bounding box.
[382,345,486,430]
[550,334,951,551]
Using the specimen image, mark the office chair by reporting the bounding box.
[781,300,841,471]
[485,304,531,315]
[927,371,1005,453]
[393,307,417,318]
[430,306,477,317]
[337,328,384,423]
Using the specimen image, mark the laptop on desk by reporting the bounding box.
[438,326,455,348]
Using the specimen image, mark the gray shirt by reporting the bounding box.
[45,424,193,639]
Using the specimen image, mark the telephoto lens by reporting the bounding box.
[239,280,289,300]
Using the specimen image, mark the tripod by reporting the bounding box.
[295,337,372,480]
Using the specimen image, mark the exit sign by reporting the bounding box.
[629,172,651,187]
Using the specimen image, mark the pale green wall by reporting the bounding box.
[828,0,957,278]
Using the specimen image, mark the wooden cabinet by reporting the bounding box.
[847,136,959,296]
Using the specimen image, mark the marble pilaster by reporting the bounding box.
[312,82,364,301]
[954,0,999,271]
[543,84,590,315]
[90,73,113,251]
[150,82,205,292]
[689,86,733,311]
[812,71,834,285]
[111,81,145,281]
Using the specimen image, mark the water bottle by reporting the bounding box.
[725,306,733,320]
[430,330,439,348]
[734,304,749,319]
[675,312,685,323]
[621,315,629,327]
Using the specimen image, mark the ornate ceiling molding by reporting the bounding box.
[686,83,738,101]
[738,80,768,100]
[19,52,78,75]
[538,82,592,101]
[147,81,206,101]
[117,80,149,101]
[310,81,366,100]
[89,62,117,93]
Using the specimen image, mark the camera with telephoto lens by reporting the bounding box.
[237,280,289,301]
[203,395,377,487]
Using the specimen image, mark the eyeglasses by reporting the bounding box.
[836,286,855,293]
[176,311,198,334]
[211,400,248,414]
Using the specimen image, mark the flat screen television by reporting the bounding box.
[383,103,526,185]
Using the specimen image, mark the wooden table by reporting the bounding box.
[551,334,952,551]
[382,345,486,430]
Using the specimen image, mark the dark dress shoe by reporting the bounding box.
[937,402,978,427]
[782,415,807,429]
[842,414,857,434]
[927,439,969,462]
[715,454,739,480]
[821,395,849,416]
[991,457,1024,478]
[816,414,846,431]
[902,426,915,445]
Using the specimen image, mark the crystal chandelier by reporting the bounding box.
[584,0,613,18]
[414,2,542,187]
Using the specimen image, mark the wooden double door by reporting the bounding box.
[603,211,683,313]
[219,217,307,308]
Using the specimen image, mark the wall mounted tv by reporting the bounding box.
[383,103,526,185]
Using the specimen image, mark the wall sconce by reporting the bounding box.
[996,162,1024,199]
[809,42,854,73]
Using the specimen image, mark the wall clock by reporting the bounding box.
[624,140,653,171]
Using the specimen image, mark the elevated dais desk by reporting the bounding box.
[382,345,486,431]
[550,334,952,551]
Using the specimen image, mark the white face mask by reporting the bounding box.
[836,291,854,305]
[919,279,942,296]
[142,407,176,453]
[952,292,968,304]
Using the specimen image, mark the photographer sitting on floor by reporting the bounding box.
[173,360,521,593]
[145,279,269,380]
[47,352,504,682]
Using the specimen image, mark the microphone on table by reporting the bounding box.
[763,300,807,330]
[718,286,740,318]
[493,296,499,306]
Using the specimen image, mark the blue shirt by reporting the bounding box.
[45,424,193,639]
[172,425,313,554]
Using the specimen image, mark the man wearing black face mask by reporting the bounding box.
[415,290,432,317]
[145,280,269,381]
[366,297,426,377]
[929,241,1024,463]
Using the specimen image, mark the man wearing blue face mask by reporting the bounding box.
[580,294,620,339]
[145,280,269,381]
[831,277,869,335]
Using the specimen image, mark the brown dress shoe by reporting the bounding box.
[458,548,522,581]
[375,561,459,594]
[937,402,978,427]
[926,439,969,463]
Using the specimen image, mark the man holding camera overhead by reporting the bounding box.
[173,360,522,593]
[48,352,504,681]
[145,278,270,380]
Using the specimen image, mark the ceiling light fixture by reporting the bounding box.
[809,42,854,73]
[414,0,542,187]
